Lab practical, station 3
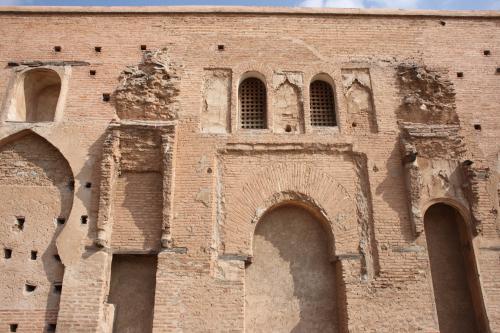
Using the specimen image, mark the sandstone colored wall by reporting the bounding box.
[0,7,499,333]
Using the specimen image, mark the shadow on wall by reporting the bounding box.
[0,131,74,329]
[375,141,414,242]
[245,204,343,333]
[112,171,163,251]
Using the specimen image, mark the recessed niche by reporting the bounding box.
[31,251,37,260]
[4,248,12,259]
[9,324,18,332]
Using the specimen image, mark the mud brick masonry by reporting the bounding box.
[0,6,499,333]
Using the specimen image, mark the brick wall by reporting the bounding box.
[0,7,498,332]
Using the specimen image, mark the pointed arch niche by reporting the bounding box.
[0,130,74,330]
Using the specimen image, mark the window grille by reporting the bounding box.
[310,80,336,127]
[239,78,267,129]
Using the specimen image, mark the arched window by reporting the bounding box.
[7,68,61,122]
[310,80,336,127]
[239,77,267,129]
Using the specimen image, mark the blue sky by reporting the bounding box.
[1,0,499,10]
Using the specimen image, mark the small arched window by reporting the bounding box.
[239,77,267,129]
[310,80,336,127]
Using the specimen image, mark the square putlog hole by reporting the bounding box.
[25,284,37,293]
[140,45,147,50]
[31,251,37,260]
[90,70,97,76]
[484,50,491,56]
[102,93,111,102]
[95,46,102,52]
[81,215,88,225]
[457,72,464,78]
[217,44,225,51]
[474,124,482,131]
[54,46,62,52]
[15,216,25,230]
[4,248,12,259]
[10,324,18,332]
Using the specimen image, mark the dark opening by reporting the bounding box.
[31,251,37,260]
[217,44,225,51]
[109,254,157,333]
[440,20,446,26]
[25,284,36,292]
[81,215,88,225]
[207,168,212,174]
[95,46,102,52]
[4,248,12,259]
[8,62,19,67]
[53,283,62,294]
[496,67,500,74]
[90,70,97,76]
[424,203,487,332]
[56,217,66,225]
[47,323,56,332]
[474,124,482,131]
[9,324,18,332]
[140,45,147,50]
[352,122,357,128]
[85,182,92,188]
[54,46,62,52]
[68,180,75,191]
[102,93,110,102]
[483,50,491,56]
[16,217,25,230]
[285,124,292,132]
[54,254,61,262]
[457,72,464,78]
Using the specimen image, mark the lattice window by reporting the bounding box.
[239,78,267,129]
[310,80,336,127]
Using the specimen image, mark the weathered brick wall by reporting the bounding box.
[0,7,498,333]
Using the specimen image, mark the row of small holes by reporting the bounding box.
[12,216,87,231]
[9,323,56,332]
[4,249,61,262]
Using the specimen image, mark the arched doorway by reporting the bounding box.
[424,203,487,333]
[245,204,339,333]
